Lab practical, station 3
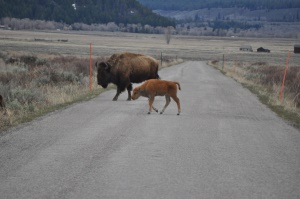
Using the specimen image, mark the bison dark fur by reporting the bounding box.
[96,52,160,101]
[0,95,4,109]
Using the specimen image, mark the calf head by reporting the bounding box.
[131,88,141,100]
[96,62,111,88]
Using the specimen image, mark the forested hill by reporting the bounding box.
[0,0,175,27]
[137,0,300,11]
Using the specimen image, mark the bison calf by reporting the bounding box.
[132,79,181,115]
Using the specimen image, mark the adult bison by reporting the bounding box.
[95,52,160,101]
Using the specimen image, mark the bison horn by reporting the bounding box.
[102,62,110,72]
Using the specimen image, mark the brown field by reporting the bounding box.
[0,29,299,65]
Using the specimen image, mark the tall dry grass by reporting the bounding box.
[0,52,104,131]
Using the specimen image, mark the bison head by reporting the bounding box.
[96,62,111,88]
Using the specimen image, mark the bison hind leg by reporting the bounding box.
[126,84,133,101]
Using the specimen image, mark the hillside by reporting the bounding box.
[155,8,300,23]
[137,0,300,11]
[0,0,175,27]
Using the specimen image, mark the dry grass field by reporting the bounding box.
[1,29,300,64]
[0,29,299,130]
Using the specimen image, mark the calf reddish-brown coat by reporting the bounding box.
[96,52,159,101]
[131,79,181,115]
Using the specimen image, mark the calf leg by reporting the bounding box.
[152,106,159,113]
[148,96,155,114]
[148,97,158,113]
[171,95,181,115]
[160,95,171,114]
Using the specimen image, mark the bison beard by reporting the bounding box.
[96,52,160,101]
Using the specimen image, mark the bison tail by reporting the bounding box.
[176,82,181,90]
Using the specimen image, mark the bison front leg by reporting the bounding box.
[113,87,122,101]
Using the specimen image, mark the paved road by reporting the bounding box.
[0,62,299,199]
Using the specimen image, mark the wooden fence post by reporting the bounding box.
[279,50,291,102]
[161,52,163,67]
[90,43,93,91]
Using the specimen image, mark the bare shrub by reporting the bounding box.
[0,52,104,131]
[211,60,219,65]
[165,26,173,44]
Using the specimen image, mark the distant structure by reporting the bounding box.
[240,44,253,52]
[294,44,300,54]
[257,47,270,53]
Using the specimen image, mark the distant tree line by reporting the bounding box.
[137,0,300,11]
[0,17,168,34]
[211,21,262,31]
[0,0,175,27]
[1,17,298,39]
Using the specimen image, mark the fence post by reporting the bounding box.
[279,50,291,102]
[234,55,237,74]
[90,43,93,91]
[161,52,163,67]
[222,54,225,71]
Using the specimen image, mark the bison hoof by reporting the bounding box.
[127,98,131,101]
[160,112,163,114]
[112,98,117,101]
[148,112,151,114]
[177,113,180,115]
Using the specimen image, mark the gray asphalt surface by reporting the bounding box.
[0,61,299,199]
